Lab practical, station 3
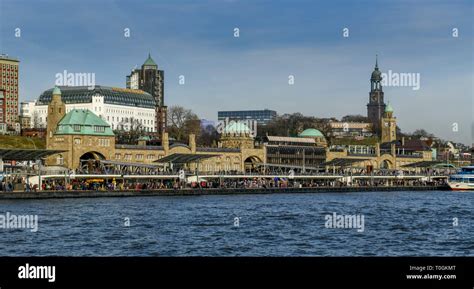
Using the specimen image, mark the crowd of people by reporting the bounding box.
[0,174,449,192]
[0,176,25,192]
[1,160,455,193]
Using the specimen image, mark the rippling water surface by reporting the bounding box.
[0,191,472,256]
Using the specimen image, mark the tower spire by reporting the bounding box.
[375,54,378,69]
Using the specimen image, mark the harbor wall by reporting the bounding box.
[0,186,449,200]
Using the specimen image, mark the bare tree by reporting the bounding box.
[412,129,435,138]
[198,124,219,147]
[31,111,41,128]
[258,113,335,141]
[341,114,369,123]
[167,105,201,142]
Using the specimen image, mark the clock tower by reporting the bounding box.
[381,102,396,143]
[46,86,65,148]
[367,55,386,134]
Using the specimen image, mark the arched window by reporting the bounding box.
[56,154,64,165]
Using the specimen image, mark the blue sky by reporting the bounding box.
[0,0,472,144]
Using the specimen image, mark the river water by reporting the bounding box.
[0,190,472,256]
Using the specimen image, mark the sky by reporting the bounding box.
[0,0,472,145]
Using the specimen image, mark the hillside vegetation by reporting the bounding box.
[0,135,46,149]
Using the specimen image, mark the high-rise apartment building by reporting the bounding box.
[0,54,19,127]
[126,54,166,135]
[218,109,277,126]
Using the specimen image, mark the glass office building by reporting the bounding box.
[218,109,277,125]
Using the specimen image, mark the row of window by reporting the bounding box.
[0,87,18,94]
[199,164,241,171]
[98,138,110,146]
[105,108,153,117]
[71,125,106,133]
[4,100,18,106]
[0,72,18,77]
[94,126,105,133]
[0,79,18,84]
[4,108,18,113]
[0,64,18,70]
[70,138,111,147]
[107,115,153,125]
[449,177,474,183]
[111,123,154,132]
[115,153,157,161]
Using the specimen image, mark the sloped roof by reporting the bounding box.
[143,53,158,67]
[0,149,65,161]
[321,158,369,167]
[154,153,219,164]
[381,139,431,151]
[56,109,114,136]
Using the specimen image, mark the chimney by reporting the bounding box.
[162,132,169,155]
[401,137,405,146]
[375,143,381,157]
[189,133,196,154]
[391,143,396,156]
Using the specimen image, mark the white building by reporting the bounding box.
[127,68,140,90]
[21,86,156,132]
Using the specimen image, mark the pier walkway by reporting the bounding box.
[0,185,448,200]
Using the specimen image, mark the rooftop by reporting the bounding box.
[0,54,19,62]
[56,109,114,136]
[37,85,156,109]
[298,128,325,138]
[265,135,316,144]
[0,148,65,161]
[154,153,219,164]
[143,53,158,67]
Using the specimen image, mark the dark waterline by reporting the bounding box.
[0,190,472,256]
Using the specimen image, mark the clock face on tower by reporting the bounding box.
[384,122,389,127]
[371,95,377,102]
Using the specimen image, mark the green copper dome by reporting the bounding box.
[143,53,157,67]
[371,69,382,80]
[298,128,324,138]
[52,86,61,95]
[371,55,382,81]
[385,102,394,113]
